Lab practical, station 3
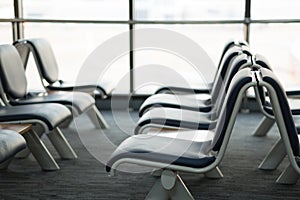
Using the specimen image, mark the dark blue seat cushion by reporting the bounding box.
[106,134,216,172]
[135,107,216,134]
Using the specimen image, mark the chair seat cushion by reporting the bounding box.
[135,107,216,134]
[154,85,211,95]
[139,93,212,117]
[0,104,71,130]
[106,131,216,172]
[11,91,95,114]
[0,129,26,164]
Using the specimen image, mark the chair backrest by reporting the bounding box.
[258,68,300,157]
[209,46,242,103]
[0,45,27,99]
[211,67,254,151]
[212,53,252,117]
[252,54,274,116]
[14,38,59,84]
[216,39,248,71]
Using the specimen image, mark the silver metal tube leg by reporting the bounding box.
[276,164,299,184]
[259,138,286,170]
[146,170,194,200]
[145,177,169,200]
[204,166,224,179]
[23,129,60,171]
[252,117,275,137]
[86,105,109,129]
[47,128,77,160]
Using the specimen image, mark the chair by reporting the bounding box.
[0,129,27,169]
[106,68,256,199]
[138,44,251,117]
[0,44,108,129]
[13,38,114,98]
[0,103,77,171]
[135,52,252,134]
[251,54,300,137]
[253,68,300,184]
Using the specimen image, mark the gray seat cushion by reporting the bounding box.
[0,103,71,130]
[0,129,26,164]
[11,92,95,114]
[135,107,216,134]
[106,133,215,172]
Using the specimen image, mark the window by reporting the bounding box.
[135,0,245,20]
[252,0,300,19]
[0,1,14,43]
[23,0,128,20]
[251,23,300,88]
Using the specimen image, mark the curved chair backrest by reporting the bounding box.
[212,67,254,151]
[0,45,27,100]
[216,39,249,71]
[14,38,59,84]
[210,46,243,103]
[213,53,252,117]
[258,68,300,157]
[252,54,275,116]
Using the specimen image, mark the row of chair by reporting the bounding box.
[135,41,251,134]
[0,40,110,171]
[106,41,300,199]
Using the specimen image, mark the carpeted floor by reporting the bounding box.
[0,110,299,199]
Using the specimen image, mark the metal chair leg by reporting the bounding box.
[23,129,60,171]
[86,105,109,129]
[47,127,77,160]
[146,170,194,200]
[252,117,275,137]
[276,164,299,184]
[259,138,286,170]
[204,166,224,179]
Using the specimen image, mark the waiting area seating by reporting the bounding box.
[107,57,300,198]
[107,68,256,199]
[135,48,252,134]
[2,38,300,199]
[0,44,108,129]
[0,44,108,171]
[0,103,76,171]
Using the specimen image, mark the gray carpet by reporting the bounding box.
[0,111,299,199]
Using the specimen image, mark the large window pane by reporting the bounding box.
[23,0,128,20]
[0,1,14,18]
[134,24,244,94]
[135,0,245,20]
[24,23,129,94]
[252,0,300,19]
[250,24,300,88]
[0,23,12,44]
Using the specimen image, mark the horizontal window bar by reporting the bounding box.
[1,18,300,25]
